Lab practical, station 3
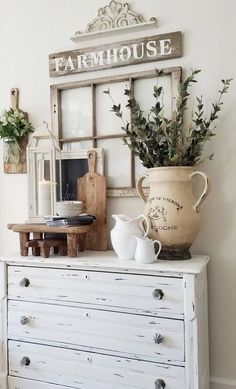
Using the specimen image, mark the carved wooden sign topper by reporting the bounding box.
[49,1,182,77]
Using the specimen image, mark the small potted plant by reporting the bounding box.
[104,70,232,259]
[0,108,34,165]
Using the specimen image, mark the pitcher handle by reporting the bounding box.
[153,240,162,259]
[138,214,151,237]
[136,175,148,203]
[190,171,210,213]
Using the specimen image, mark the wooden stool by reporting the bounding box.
[26,239,68,258]
[7,223,93,258]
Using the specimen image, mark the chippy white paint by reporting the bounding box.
[0,253,208,388]
[0,262,7,389]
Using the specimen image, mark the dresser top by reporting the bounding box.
[0,250,209,275]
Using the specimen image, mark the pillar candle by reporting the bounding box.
[38,180,51,216]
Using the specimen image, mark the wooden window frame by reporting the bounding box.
[50,66,182,197]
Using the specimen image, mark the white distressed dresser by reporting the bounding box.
[0,252,209,389]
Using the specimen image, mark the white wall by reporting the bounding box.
[0,0,236,386]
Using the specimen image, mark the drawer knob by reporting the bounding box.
[152,289,164,300]
[153,333,164,344]
[19,278,30,287]
[155,379,166,389]
[20,356,31,366]
[20,316,30,325]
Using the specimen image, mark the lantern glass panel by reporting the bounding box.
[27,123,62,221]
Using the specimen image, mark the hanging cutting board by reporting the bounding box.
[11,88,28,120]
[4,88,28,174]
[77,150,107,250]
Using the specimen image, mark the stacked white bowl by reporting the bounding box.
[56,201,83,217]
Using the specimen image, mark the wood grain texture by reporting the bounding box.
[49,32,182,77]
[8,300,185,364]
[2,255,209,389]
[19,233,29,256]
[77,150,107,250]
[2,252,208,275]
[8,224,93,258]
[4,134,29,174]
[8,377,74,389]
[9,341,185,389]
[8,223,92,234]
[184,271,210,389]
[8,266,184,318]
[0,262,7,388]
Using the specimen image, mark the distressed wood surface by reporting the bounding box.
[8,300,184,364]
[73,0,146,36]
[8,376,75,389]
[26,239,68,258]
[8,223,92,234]
[2,255,209,389]
[77,150,107,250]
[9,340,185,389]
[4,89,29,174]
[49,32,182,77]
[8,224,93,258]
[51,66,182,91]
[196,268,209,389]
[0,263,7,389]
[3,252,209,275]
[4,134,29,175]
[184,271,210,389]
[8,266,184,318]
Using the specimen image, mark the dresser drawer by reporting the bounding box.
[8,266,184,317]
[9,341,185,389]
[8,300,184,363]
[8,377,75,389]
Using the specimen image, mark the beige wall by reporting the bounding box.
[0,0,236,387]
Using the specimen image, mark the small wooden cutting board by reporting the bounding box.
[77,150,107,250]
[10,88,28,120]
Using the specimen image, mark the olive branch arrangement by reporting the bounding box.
[104,70,232,168]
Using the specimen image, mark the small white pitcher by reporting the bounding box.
[110,214,150,260]
[134,236,162,264]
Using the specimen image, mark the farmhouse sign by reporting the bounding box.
[49,31,182,77]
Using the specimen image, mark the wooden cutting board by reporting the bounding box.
[4,88,28,174]
[10,88,28,120]
[77,150,107,250]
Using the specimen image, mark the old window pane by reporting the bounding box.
[61,87,92,139]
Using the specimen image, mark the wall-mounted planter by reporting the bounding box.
[3,134,28,174]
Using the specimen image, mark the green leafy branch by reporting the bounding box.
[103,70,232,167]
[0,108,34,144]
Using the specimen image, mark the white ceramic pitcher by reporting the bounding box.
[135,236,162,264]
[111,214,150,260]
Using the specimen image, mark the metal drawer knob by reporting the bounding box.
[20,356,31,366]
[153,333,164,344]
[152,288,164,300]
[19,278,30,287]
[20,316,30,325]
[155,378,166,389]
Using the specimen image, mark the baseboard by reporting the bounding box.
[211,376,236,389]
